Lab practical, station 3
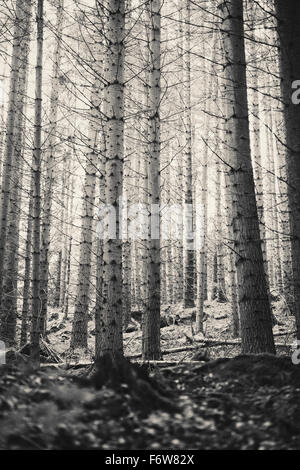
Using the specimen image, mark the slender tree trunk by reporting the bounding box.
[60,150,71,309]
[142,0,161,360]
[165,163,174,305]
[246,22,270,298]
[195,145,207,333]
[183,0,195,308]
[30,0,44,363]
[195,41,214,332]
[54,250,62,308]
[95,121,106,353]
[0,0,31,321]
[228,252,239,337]
[138,14,150,319]
[63,236,72,320]
[215,157,226,302]
[273,107,294,310]
[265,105,283,292]
[95,236,104,351]
[70,94,99,350]
[63,171,75,320]
[39,0,64,332]
[122,235,132,328]
[219,0,275,354]
[96,0,125,358]
[20,177,34,347]
[174,1,184,305]
[0,2,32,344]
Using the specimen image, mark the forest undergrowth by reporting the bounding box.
[0,298,299,450]
[36,296,296,363]
[1,353,300,450]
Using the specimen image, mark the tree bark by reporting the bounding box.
[30,0,44,363]
[142,0,161,360]
[39,0,64,332]
[183,0,195,308]
[0,0,32,345]
[0,0,32,332]
[96,0,125,358]
[219,0,275,354]
[274,0,300,336]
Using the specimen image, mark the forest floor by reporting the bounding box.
[43,295,296,363]
[1,354,300,449]
[0,295,299,450]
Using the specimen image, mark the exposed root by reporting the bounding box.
[81,353,178,416]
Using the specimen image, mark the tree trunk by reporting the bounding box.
[0,1,32,345]
[215,156,226,302]
[275,0,300,337]
[60,149,72,310]
[20,182,34,347]
[0,0,31,328]
[95,0,125,358]
[39,0,64,332]
[142,0,161,360]
[70,88,99,350]
[30,0,44,363]
[219,0,275,354]
[54,250,62,308]
[246,21,270,298]
[63,236,72,320]
[183,0,195,308]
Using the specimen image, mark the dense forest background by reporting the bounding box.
[0,0,300,451]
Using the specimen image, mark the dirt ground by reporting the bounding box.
[43,297,296,363]
[1,297,298,450]
[1,353,300,450]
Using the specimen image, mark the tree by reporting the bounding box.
[219,0,275,354]
[274,0,300,338]
[39,0,64,334]
[95,0,126,359]
[142,0,161,360]
[214,155,226,302]
[0,0,32,339]
[20,168,34,347]
[183,0,195,308]
[245,15,270,297]
[0,0,32,345]
[70,77,99,350]
[30,0,44,363]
